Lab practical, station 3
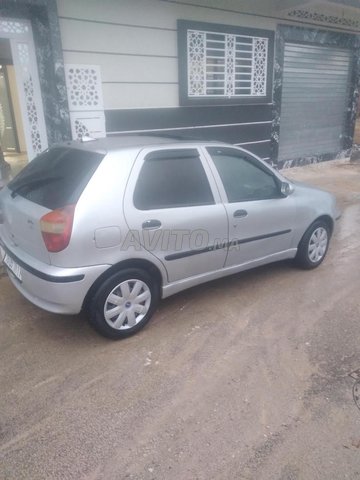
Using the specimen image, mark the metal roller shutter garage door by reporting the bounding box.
[278,43,352,161]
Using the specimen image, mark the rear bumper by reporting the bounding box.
[1,241,109,315]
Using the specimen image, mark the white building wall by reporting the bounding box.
[57,0,277,111]
[56,0,360,164]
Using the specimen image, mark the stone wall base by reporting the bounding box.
[350,144,360,163]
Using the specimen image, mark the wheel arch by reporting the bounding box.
[298,214,334,249]
[82,258,164,312]
[312,215,334,236]
[294,214,333,269]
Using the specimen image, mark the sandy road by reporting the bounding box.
[1,160,360,480]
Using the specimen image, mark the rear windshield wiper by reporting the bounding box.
[10,176,63,198]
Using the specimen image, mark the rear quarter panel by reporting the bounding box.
[49,148,137,269]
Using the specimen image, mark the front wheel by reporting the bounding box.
[89,268,159,339]
[295,220,330,269]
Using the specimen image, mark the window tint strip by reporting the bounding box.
[145,148,200,160]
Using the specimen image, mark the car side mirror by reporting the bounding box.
[280,181,294,197]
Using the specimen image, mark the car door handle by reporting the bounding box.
[142,219,162,230]
[233,209,248,219]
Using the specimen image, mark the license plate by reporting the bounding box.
[3,252,22,281]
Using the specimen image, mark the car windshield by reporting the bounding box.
[8,147,104,210]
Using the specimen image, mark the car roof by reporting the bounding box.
[55,135,223,154]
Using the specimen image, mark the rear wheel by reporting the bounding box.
[295,220,330,269]
[89,268,159,339]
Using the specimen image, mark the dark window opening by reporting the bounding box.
[134,150,214,210]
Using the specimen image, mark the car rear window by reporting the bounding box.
[8,147,104,210]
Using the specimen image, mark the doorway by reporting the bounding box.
[0,37,28,176]
[0,17,48,179]
[0,39,27,176]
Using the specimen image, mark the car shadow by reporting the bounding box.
[7,260,299,344]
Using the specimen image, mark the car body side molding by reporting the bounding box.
[164,229,292,261]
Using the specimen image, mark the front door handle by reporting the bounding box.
[142,219,162,230]
[233,209,248,219]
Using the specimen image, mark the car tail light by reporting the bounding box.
[40,205,76,252]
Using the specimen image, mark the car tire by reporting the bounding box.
[89,268,159,339]
[295,220,330,270]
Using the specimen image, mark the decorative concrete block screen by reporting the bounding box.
[65,64,105,140]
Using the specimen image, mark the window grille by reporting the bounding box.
[187,29,268,99]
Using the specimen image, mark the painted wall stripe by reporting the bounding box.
[62,49,177,59]
[59,16,177,32]
[107,121,273,135]
[235,139,271,146]
[102,81,179,85]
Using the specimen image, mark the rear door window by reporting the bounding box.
[8,147,104,210]
[133,149,214,210]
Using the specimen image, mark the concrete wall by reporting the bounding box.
[57,0,277,111]
[56,0,360,166]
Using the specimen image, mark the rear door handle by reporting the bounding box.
[142,219,162,230]
[233,209,248,219]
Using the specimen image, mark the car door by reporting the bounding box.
[203,146,296,268]
[124,146,228,283]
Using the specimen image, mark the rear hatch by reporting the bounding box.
[0,146,104,264]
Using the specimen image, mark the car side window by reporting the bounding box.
[207,147,280,203]
[134,149,215,210]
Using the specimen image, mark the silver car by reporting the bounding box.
[0,136,340,338]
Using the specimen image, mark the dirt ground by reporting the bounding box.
[1,160,360,480]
